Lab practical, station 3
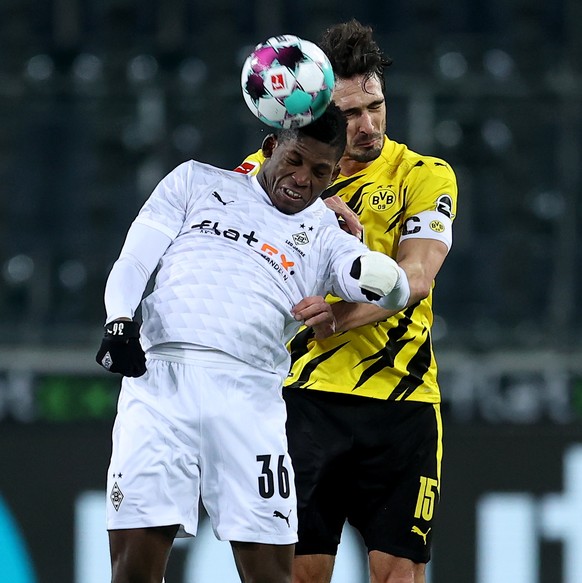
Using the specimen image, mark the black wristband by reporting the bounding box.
[97,319,146,377]
[104,320,140,339]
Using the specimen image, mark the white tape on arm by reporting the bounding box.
[358,252,411,311]
[358,252,400,297]
[333,251,410,311]
[374,264,410,311]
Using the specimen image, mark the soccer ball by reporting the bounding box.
[241,35,335,129]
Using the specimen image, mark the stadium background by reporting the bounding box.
[0,0,581,581]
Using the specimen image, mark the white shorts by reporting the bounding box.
[106,354,298,545]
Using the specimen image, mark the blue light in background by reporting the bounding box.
[0,495,37,583]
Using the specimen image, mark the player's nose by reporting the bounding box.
[359,111,375,133]
[292,167,311,186]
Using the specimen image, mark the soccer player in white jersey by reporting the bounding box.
[95,103,411,583]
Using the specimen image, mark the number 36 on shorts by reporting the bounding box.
[256,454,291,499]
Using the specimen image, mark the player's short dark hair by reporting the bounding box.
[319,19,393,92]
[278,102,347,161]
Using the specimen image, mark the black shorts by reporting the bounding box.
[283,387,443,563]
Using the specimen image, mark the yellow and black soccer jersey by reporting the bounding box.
[236,137,457,402]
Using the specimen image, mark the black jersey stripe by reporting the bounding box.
[384,186,406,233]
[385,208,404,233]
[351,305,416,391]
[287,342,350,389]
[352,342,411,391]
[321,175,362,199]
[349,183,371,215]
[389,303,417,338]
[288,326,316,363]
[388,333,433,400]
[360,304,416,366]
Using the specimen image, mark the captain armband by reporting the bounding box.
[400,210,453,250]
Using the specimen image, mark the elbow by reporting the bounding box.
[409,279,432,304]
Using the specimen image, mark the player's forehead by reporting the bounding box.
[333,74,384,110]
[278,135,338,168]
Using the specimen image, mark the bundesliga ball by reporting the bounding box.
[241,35,335,129]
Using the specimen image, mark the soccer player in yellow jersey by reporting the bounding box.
[236,20,457,583]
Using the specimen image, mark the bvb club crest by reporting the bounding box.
[368,187,396,211]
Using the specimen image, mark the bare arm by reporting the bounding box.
[321,238,450,335]
[397,237,449,305]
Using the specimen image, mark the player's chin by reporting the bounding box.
[274,194,310,215]
[352,144,382,162]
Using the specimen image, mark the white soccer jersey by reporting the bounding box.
[126,160,371,377]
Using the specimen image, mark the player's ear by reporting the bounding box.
[261,134,278,158]
[331,163,340,182]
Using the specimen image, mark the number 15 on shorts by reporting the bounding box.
[414,476,438,521]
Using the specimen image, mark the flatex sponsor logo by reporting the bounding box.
[191,218,296,279]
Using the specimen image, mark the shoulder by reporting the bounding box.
[386,139,457,183]
[184,159,238,178]
[308,198,341,228]
[292,200,343,244]
[308,201,365,250]
[181,159,252,187]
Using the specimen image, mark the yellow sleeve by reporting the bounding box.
[233,149,266,175]
[403,157,458,222]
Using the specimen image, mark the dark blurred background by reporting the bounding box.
[0,1,581,582]
[1,0,581,351]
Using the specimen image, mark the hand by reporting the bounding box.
[292,296,337,339]
[292,296,337,340]
[323,195,363,240]
[95,320,146,377]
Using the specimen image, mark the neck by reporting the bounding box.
[256,171,267,192]
[339,157,374,177]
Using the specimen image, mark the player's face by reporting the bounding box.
[258,135,340,215]
[333,74,386,164]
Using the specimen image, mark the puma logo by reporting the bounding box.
[273,510,292,528]
[212,191,234,205]
[411,525,431,545]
